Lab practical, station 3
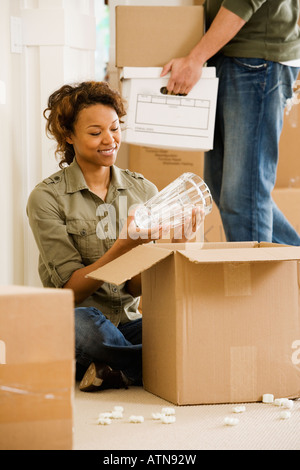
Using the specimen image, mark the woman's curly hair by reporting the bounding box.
[43,81,126,168]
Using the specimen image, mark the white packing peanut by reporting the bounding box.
[280,410,291,420]
[152,412,164,420]
[283,400,294,410]
[98,417,112,425]
[274,398,294,409]
[161,415,176,424]
[111,410,123,419]
[162,407,176,415]
[98,412,113,419]
[262,394,274,404]
[232,406,246,413]
[113,406,124,412]
[129,415,144,423]
[224,417,239,426]
[274,398,288,407]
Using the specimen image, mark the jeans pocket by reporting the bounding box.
[233,57,268,72]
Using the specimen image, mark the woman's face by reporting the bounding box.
[67,103,122,169]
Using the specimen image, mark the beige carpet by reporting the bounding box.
[73,383,300,451]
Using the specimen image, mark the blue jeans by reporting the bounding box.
[205,55,300,244]
[75,307,142,384]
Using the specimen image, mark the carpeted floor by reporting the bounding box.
[73,383,300,451]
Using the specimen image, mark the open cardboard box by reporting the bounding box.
[88,242,300,405]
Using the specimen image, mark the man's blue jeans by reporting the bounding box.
[205,55,300,244]
[75,307,142,384]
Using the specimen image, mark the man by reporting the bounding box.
[162,0,300,244]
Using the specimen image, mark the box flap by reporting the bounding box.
[120,67,216,80]
[87,244,174,285]
[88,243,300,285]
[178,246,300,263]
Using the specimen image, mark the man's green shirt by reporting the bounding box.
[205,0,300,62]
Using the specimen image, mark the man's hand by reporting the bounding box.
[160,55,203,95]
[160,6,246,96]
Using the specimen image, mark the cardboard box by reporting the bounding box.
[200,188,300,244]
[116,5,205,68]
[204,201,226,242]
[121,67,218,151]
[273,188,300,235]
[129,145,205,191]
[276,9,300,187]
[109,1,198,69]
[0,286,74,450]
[277,88,300,188]
[128,145,226,242]
[88,242,300,405]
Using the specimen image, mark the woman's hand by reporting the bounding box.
[119,206,204,246]
[172,207,204,243]
[118,212,163,247]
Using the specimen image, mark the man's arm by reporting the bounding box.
[161,6,246,95]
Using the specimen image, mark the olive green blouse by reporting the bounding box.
[27,159,158,326]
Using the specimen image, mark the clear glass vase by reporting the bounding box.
[134,172,212,230]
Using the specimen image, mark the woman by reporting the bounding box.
[27,81,200,392]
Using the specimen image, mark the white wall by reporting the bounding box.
[0,0,96,287]
[0,1,24,286]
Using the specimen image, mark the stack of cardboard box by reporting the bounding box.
[114,2,207,180]
[273,76,300,234]
[273,5,300,230]
[103,2,300,406]
[115,2,218,243]
[114,1,224,242]
[114,2,222,241]
[115,2,300,244]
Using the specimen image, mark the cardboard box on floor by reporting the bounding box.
[129,145,205,191]
[127,145,300,243]
[200,188,300,244]
[0,286,74,450]
[273,188,300,235]
[203,188,300,243]
[277,88,300,188]
[88,242,300,405]
[276,22,300,185]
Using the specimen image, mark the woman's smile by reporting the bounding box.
[97,145,118,156]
